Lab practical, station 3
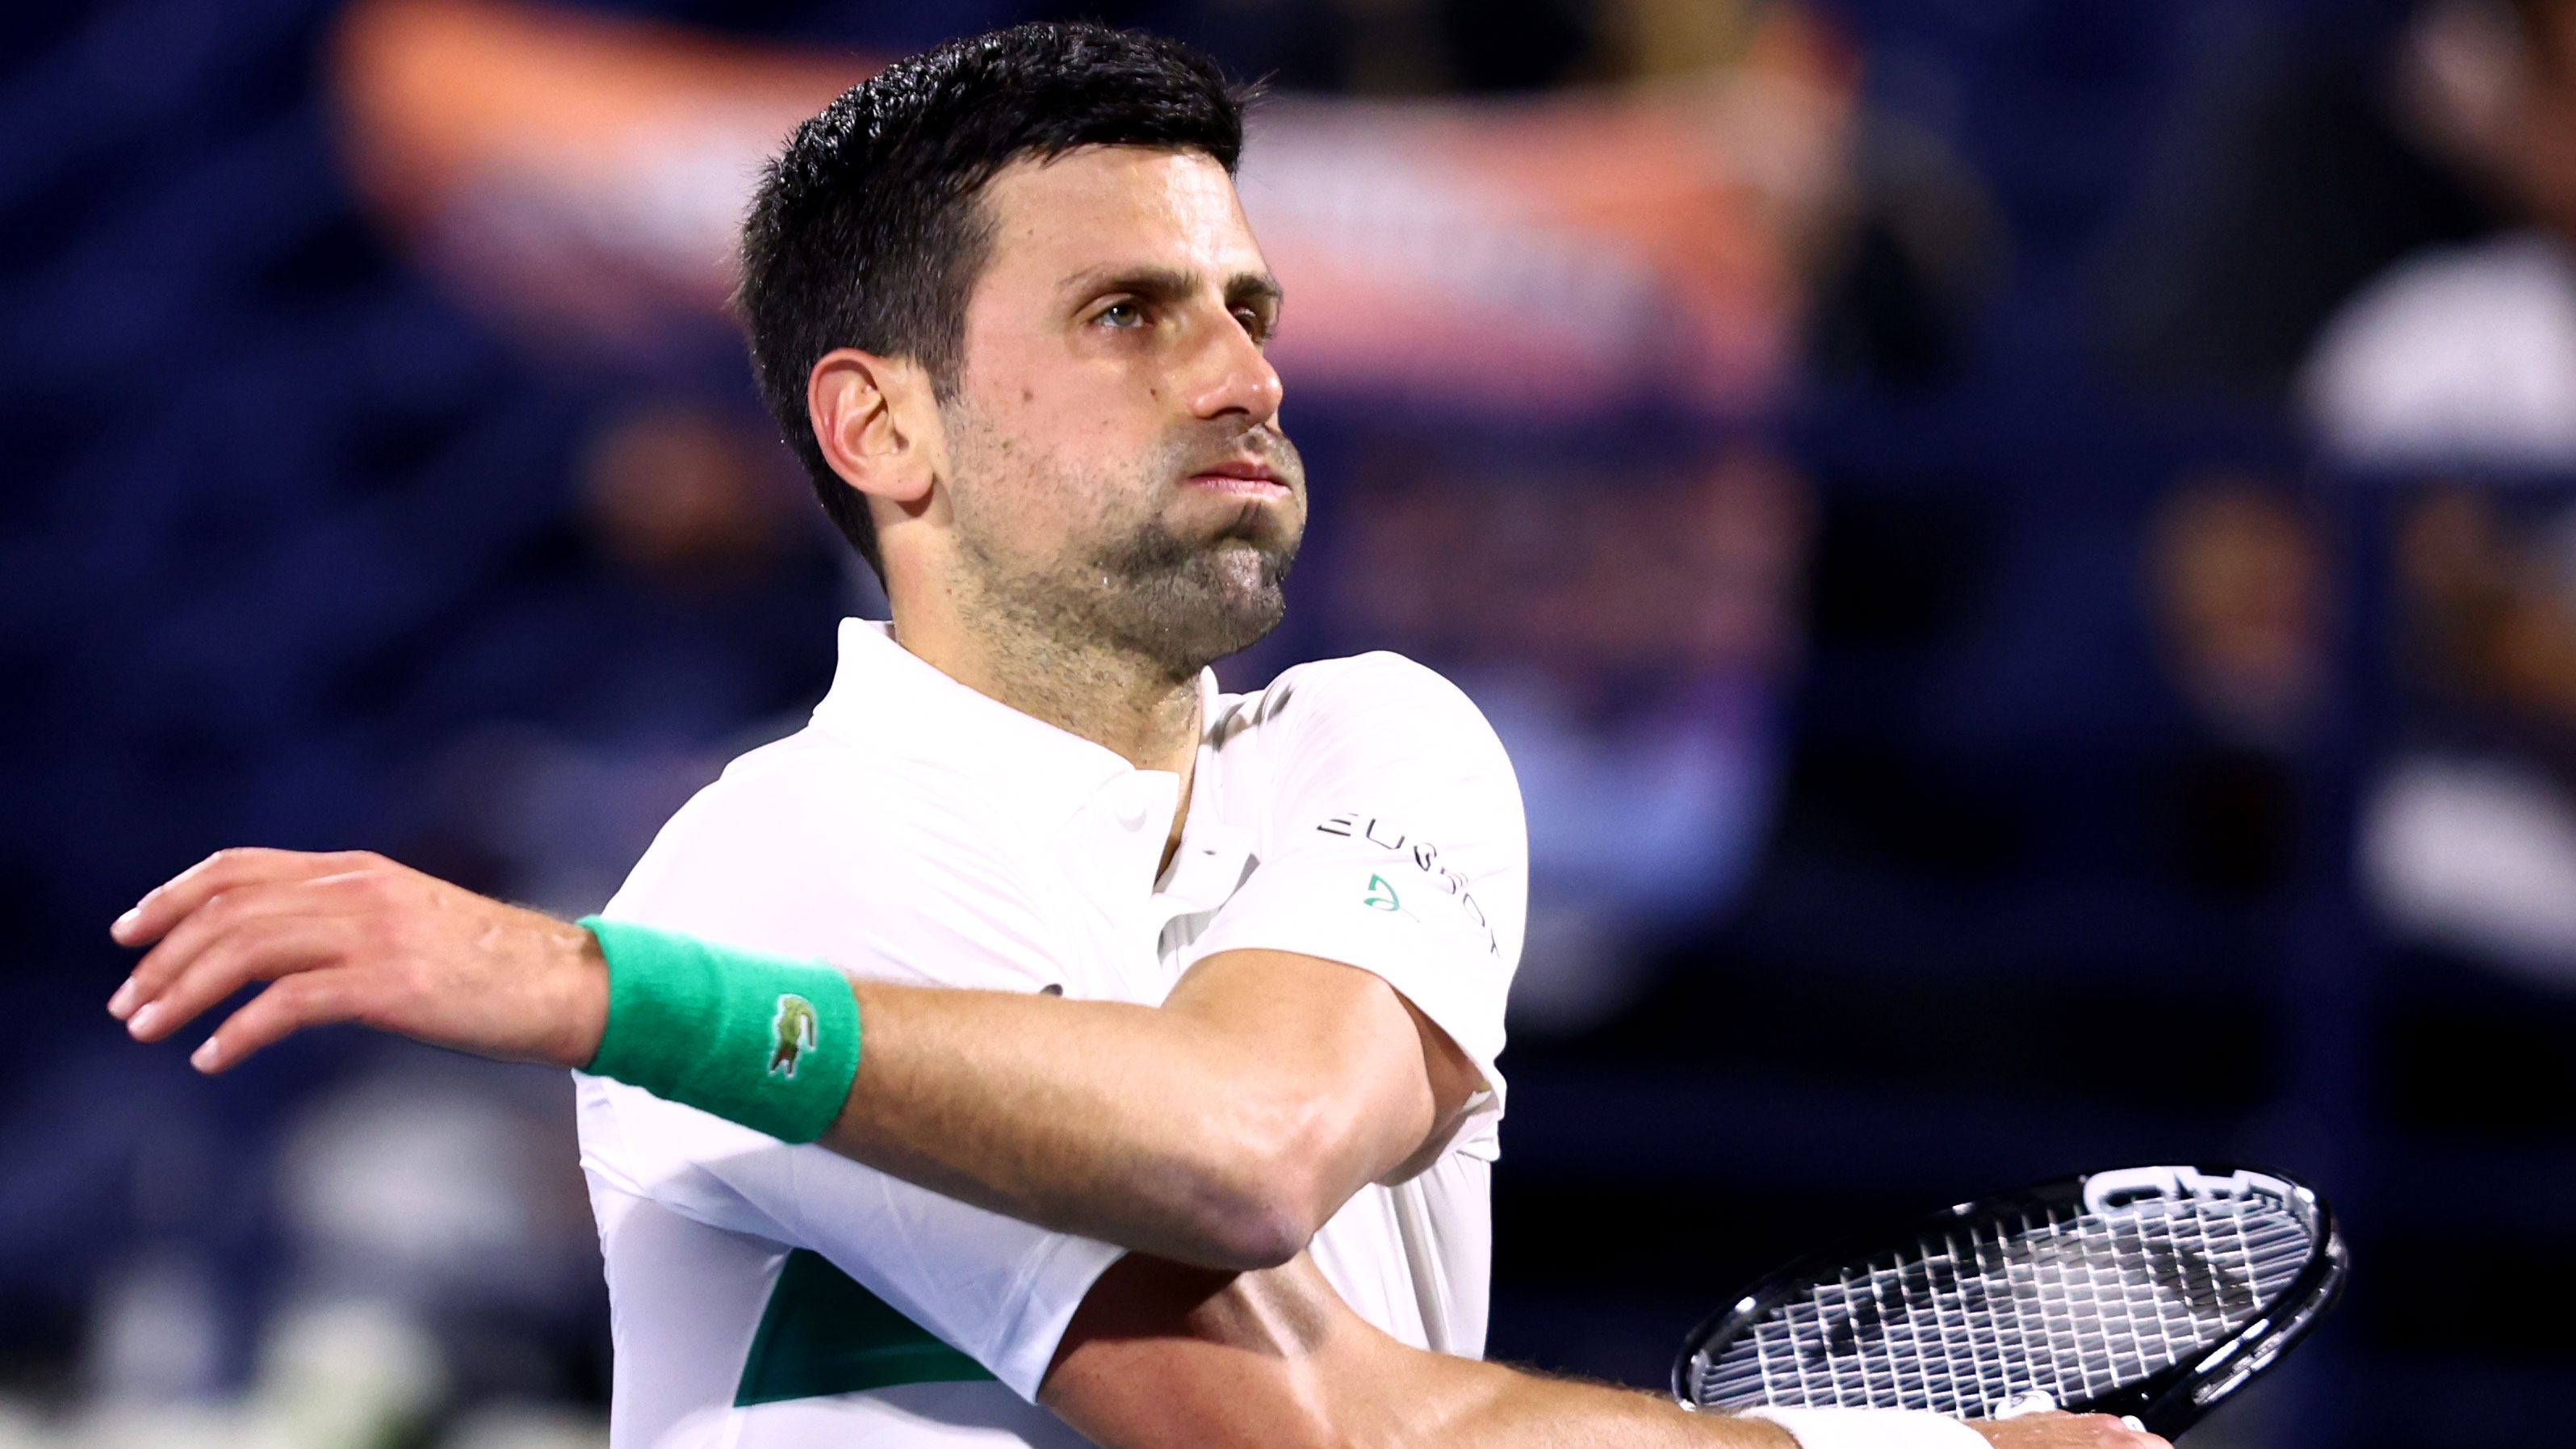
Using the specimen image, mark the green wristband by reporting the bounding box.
[580,916,861,1145]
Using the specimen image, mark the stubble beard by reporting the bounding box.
[1081,503,1296,678]
[953,423,1305,684]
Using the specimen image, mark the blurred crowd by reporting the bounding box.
[9,2,2576,1447]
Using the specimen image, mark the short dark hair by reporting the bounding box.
[737,23,1248,575]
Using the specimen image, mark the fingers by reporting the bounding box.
[193,968,365,1073]
[2073,1413,2165,1449]
[119,904,372,1047]
[109,851,605,1070]
[111,853,397,1022]
[110,848,383,950]
[2084,1416,2163,1449]
[1970,1412,2168,1448]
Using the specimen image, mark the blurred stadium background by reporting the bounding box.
[6,0,2576,1445]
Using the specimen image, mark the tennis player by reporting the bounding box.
[109,24,2159,1449]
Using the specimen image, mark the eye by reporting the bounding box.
[1095,299,1146,329]
[1233,308,1270,343]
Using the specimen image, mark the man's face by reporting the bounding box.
[936,144,1305,679]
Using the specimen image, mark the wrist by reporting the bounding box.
[578,916,862,1143]
[549,918,611,1070]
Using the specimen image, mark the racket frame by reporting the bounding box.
[1670,1164,2348,1439]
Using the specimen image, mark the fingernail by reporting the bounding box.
[190,1038,220,1072]
[127,1002,161,1038]
[107,978,136,1019]
[112,907,140,936]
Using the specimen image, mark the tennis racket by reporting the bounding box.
[1673,1165,2347,1439]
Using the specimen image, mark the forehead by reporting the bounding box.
[973,145,1267,291]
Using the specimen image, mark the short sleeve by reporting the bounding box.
[1185,655,1527,1143]
[580,734,1123,1401]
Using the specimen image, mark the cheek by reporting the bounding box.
[997,391,1171,506]
[949,409,1122,550]
[978,358,1132,452]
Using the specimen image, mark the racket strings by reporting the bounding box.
[1697,1198,2314,1418]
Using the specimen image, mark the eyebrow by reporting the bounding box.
[1063,264,1284,314]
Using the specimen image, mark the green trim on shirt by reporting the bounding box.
[735,1249,996,1405]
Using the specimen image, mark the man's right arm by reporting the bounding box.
[1039,1254,2166,1449]
[107,846,1476,1271]
[111,657,1518,1274]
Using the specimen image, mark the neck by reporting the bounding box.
[886,588,1203,781]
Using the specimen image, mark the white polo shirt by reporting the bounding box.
[576,620,1527,1449]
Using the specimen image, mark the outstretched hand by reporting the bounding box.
[108,848,608,1073]
[1969,1412,2168,1449]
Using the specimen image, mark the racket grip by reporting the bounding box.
[1992,1392,2058,1420]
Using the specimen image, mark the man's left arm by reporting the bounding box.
[827,945,1488,1267]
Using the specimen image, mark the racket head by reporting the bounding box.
[1673,1164,2346,1439]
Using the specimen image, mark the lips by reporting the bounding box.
[1183,460,1291,498]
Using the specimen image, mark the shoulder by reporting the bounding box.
[643,723,1016,869]
[1225,652,1521,832]
[1238,651,1502,753]
[605,724,1054,983]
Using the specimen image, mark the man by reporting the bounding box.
[110,23,2159,1449]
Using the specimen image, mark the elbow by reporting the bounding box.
[1189,1152,1327,1271]
[1194,1196,1311,1272]
[1182,1109,1343,1271]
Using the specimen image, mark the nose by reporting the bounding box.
[1182,307,1284,426]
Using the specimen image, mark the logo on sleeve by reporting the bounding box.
[770,995,819,1079]
[1320,813,1497,955]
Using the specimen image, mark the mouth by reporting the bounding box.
[1183,459,1292,500]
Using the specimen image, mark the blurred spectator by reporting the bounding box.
[2363,488,2576,982]
[2260,0,2576,986]
[2103,3,2496,398]
[2305,0,2576,466]
[2105,0,2576,982]
[2145,473,2325,902]
[2148,474,2327,754]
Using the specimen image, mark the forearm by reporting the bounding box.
[825,982,1312,1267]
[828,962,1435,1268]
[1047,1255,2111,1449]
[1045,1253,1798,1449]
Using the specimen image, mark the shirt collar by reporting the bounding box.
[1154,672,1256,917]
[809,618,1207,837]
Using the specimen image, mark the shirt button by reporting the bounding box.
[1115,798,1150,831]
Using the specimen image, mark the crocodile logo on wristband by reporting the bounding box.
[769,995,819,1079]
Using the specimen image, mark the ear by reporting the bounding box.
[807,347,941,510]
